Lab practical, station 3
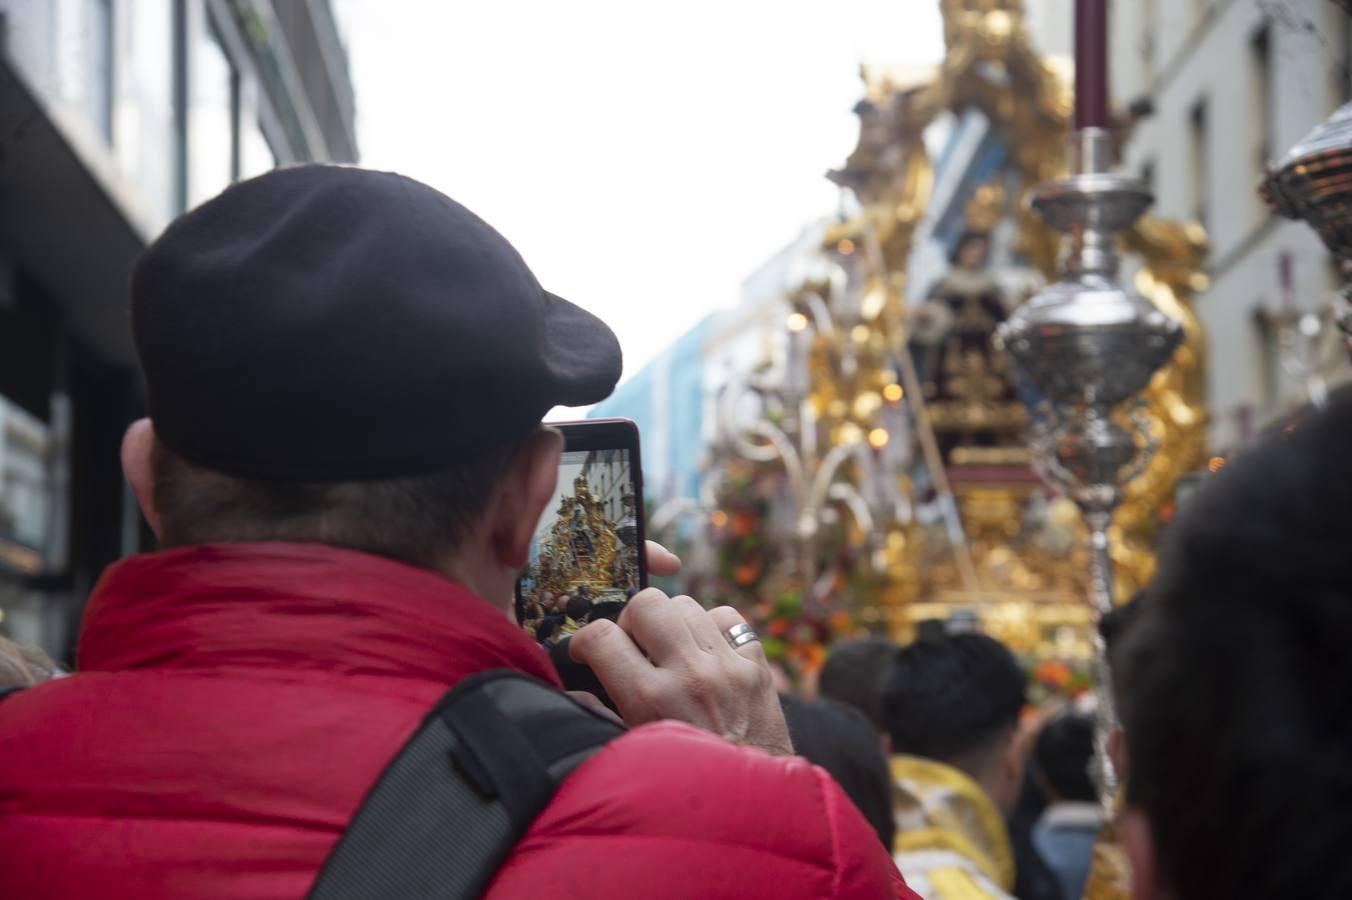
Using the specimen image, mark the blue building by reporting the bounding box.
[590,315,713,505]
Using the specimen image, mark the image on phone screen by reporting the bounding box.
[516,424,645,645]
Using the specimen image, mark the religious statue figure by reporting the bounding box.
[567,502,596,568]
[912,229,1025,460]
[531,472,627,603]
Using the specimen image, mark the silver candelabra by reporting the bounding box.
[1264,101,1352,362]
[996,128,1184,809]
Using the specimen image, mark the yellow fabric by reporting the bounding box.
[1080,813,1131,900]
[928,866,1003,900]
[890,755,1016,892]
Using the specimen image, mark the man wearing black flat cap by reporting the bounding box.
[0,166,917,900]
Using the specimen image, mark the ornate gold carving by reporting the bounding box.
[815,0,1209,649]
[532,474,625,600]
[1111,219,1211,595]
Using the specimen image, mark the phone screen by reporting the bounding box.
[516,420,645,644]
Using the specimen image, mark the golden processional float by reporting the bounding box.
[703,0,1209,685]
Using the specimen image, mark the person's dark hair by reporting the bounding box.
[536,616,562,644]
[818,637,897,731]
[780,695,894,849]
[880,632,1025,768]
[1034,713,1096,803]
[151,435,526,570]
[948,229,991,266]
[588,601,626,624]
[1118,387,1352,900]
[565,593,594,622]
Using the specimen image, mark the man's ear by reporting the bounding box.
[121,418,162,538]
[1122,806,1162,900]
[1003,727,1025,785]
[988,728,1026,816]
[490,428,563,569]
[1109,726,1128,781]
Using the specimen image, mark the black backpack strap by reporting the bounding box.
[307,670,624,900]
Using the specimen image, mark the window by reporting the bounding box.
[86,0,114,141]
[237,81,278,181]
[1139,0,1156,80]
[1331,2,1352,111]
[1253,307,1281,414]
[0,398,52,556]
[117,0,176,228]
[1140,159,1156,195]
[1250,25,1272,222]
[1188,99,1208,231]
[239,114,277,180]
[187,20,238,207]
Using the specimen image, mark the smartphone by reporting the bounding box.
[515,418,647,644]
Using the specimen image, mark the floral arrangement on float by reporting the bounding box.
[1026,658,1094,708]
[701,459,873,684]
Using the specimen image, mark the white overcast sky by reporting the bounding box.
[332,1,944,386]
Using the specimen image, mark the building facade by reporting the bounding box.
[591,314,716,508]
[1110,0,1351,450]
[0,0,357,657]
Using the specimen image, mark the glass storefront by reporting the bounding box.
[115,0,177,230]
[188,21,237,207]
[0,394,61,653]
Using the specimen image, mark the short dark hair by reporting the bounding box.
[1034,713,1096,803]
[588,601,626,624]
[818,637,897,731]
[948,229,991,265]
[1119,387,1352,900]
[880,633,1025,766]
[536,616,562,644]
[565,593,593,622]
[152,434,525,571]
[780,695,895,849]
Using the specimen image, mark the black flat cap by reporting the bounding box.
[132,165,622,480]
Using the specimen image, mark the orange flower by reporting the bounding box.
[804,644,826,671]
[730,511,758,537]
[732,559,762,586]
[767,619,790,638]
[1033,660,1072,688]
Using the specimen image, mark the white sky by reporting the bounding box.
[332,1,944,388]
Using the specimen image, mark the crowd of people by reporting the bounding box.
[1,163,1350,899]
[517,586,632,646]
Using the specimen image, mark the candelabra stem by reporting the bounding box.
[1083,506,1121,812]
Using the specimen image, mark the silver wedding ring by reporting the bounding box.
[724,621,759,650]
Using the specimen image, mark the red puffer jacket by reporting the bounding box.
[0,544,917,900]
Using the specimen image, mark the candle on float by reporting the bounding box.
[786,312,809,394]
[1074,0,1110,130]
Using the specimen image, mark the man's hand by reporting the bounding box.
[569,571,793,757]
[644,540,681,578]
